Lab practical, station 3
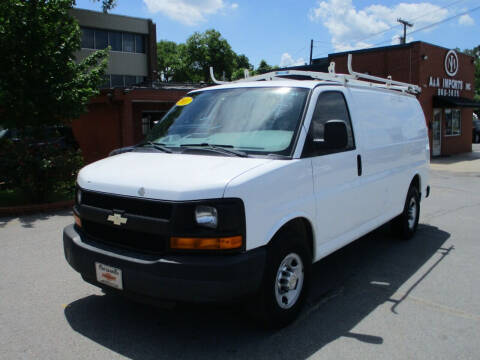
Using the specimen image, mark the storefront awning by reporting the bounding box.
[433,96,480,108]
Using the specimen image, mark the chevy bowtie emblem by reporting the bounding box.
[107,213,127,226]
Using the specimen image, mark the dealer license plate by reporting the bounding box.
[95,262,123,290]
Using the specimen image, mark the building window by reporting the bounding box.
[81,28,94,49]
[108,31,122,51]
[95,30,108,50]
[445,109,461,136]
[95,29,108,49]
[142,115,151,135]
[111,75,124,87]
[135,34,145,53]
[123,33,135,52]
[80,27,146,54]
[105,74,146,88]
[125,75,137,86]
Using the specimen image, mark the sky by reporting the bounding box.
[74,0,480,68]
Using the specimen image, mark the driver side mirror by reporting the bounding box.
[313,120,348,151]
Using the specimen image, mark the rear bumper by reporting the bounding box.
[63,224,266,303]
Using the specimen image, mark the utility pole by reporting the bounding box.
[397,18,413,44]
[309,39,313,65]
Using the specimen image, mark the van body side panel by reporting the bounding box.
[349,89,429,223]
[223,159,316,252]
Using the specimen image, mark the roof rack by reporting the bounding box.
[210,54,421,95]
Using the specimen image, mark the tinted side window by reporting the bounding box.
[303,91,355,156]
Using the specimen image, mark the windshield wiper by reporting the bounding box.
[136,141,172,153]
[180,143,248,157]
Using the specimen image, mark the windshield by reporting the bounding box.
[146,87,309,156]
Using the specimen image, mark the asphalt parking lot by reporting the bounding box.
[1,146,480,360]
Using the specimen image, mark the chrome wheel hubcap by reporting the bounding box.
[275,253,304,309]
[407,197,417,230]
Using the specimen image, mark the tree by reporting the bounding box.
[256,60,278,74]
[464,46,480,101]
[157,30,254,83]
[184,29,237,82]
[0,0,109,130]
[0,0,108,203]
[232,54,254,80]
[157,40,192,82]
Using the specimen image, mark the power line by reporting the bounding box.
[309,0,478,61]
[409,4,480,36]
[372,3,480,47]
[338,0,470,50]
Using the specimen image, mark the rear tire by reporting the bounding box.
[392,185,420,240]
[254,230,311,329]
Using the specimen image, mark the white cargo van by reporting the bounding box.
[63,56,430,327]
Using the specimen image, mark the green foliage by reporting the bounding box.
[256,60,278,74]
[157,40,190,82]
[0,0,107,204]
[0,0,109,130]
[0,136,83,204]
[185,29,237,82]
[80,0,117,13]
[157,29,255,83]
[463,46,480,101]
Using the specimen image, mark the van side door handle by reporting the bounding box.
[357,154,362,176]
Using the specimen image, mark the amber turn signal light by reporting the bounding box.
[74,213,82,228]
[170,236,242,250]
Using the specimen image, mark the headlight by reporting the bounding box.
[76,188,82,205]
[195,205,218,229]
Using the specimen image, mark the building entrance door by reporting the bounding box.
[432,109,442,157]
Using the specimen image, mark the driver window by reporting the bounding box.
[304,91,355,156]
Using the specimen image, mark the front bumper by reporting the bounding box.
[63,224,266,303]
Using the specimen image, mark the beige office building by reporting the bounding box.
[70,8,158,87]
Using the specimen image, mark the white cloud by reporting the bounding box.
[143,0,234,25]
[458,14,474,26]
[280,53,306,67]
[309,0,449,52]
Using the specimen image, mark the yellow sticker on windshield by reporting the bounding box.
[176,97,193,106]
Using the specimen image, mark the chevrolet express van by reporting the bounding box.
[63,60,430,327]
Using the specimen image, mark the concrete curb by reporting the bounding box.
[0,200,73,218]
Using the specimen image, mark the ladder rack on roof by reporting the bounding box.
[209,54,421,95]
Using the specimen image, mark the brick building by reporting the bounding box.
[294,41,478,157]
[71,86,198,163]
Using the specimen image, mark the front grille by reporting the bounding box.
[82,190,173,219]
[82,220,167,255]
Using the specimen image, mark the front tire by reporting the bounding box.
[254,230,311,328]
[392,185,420,240]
